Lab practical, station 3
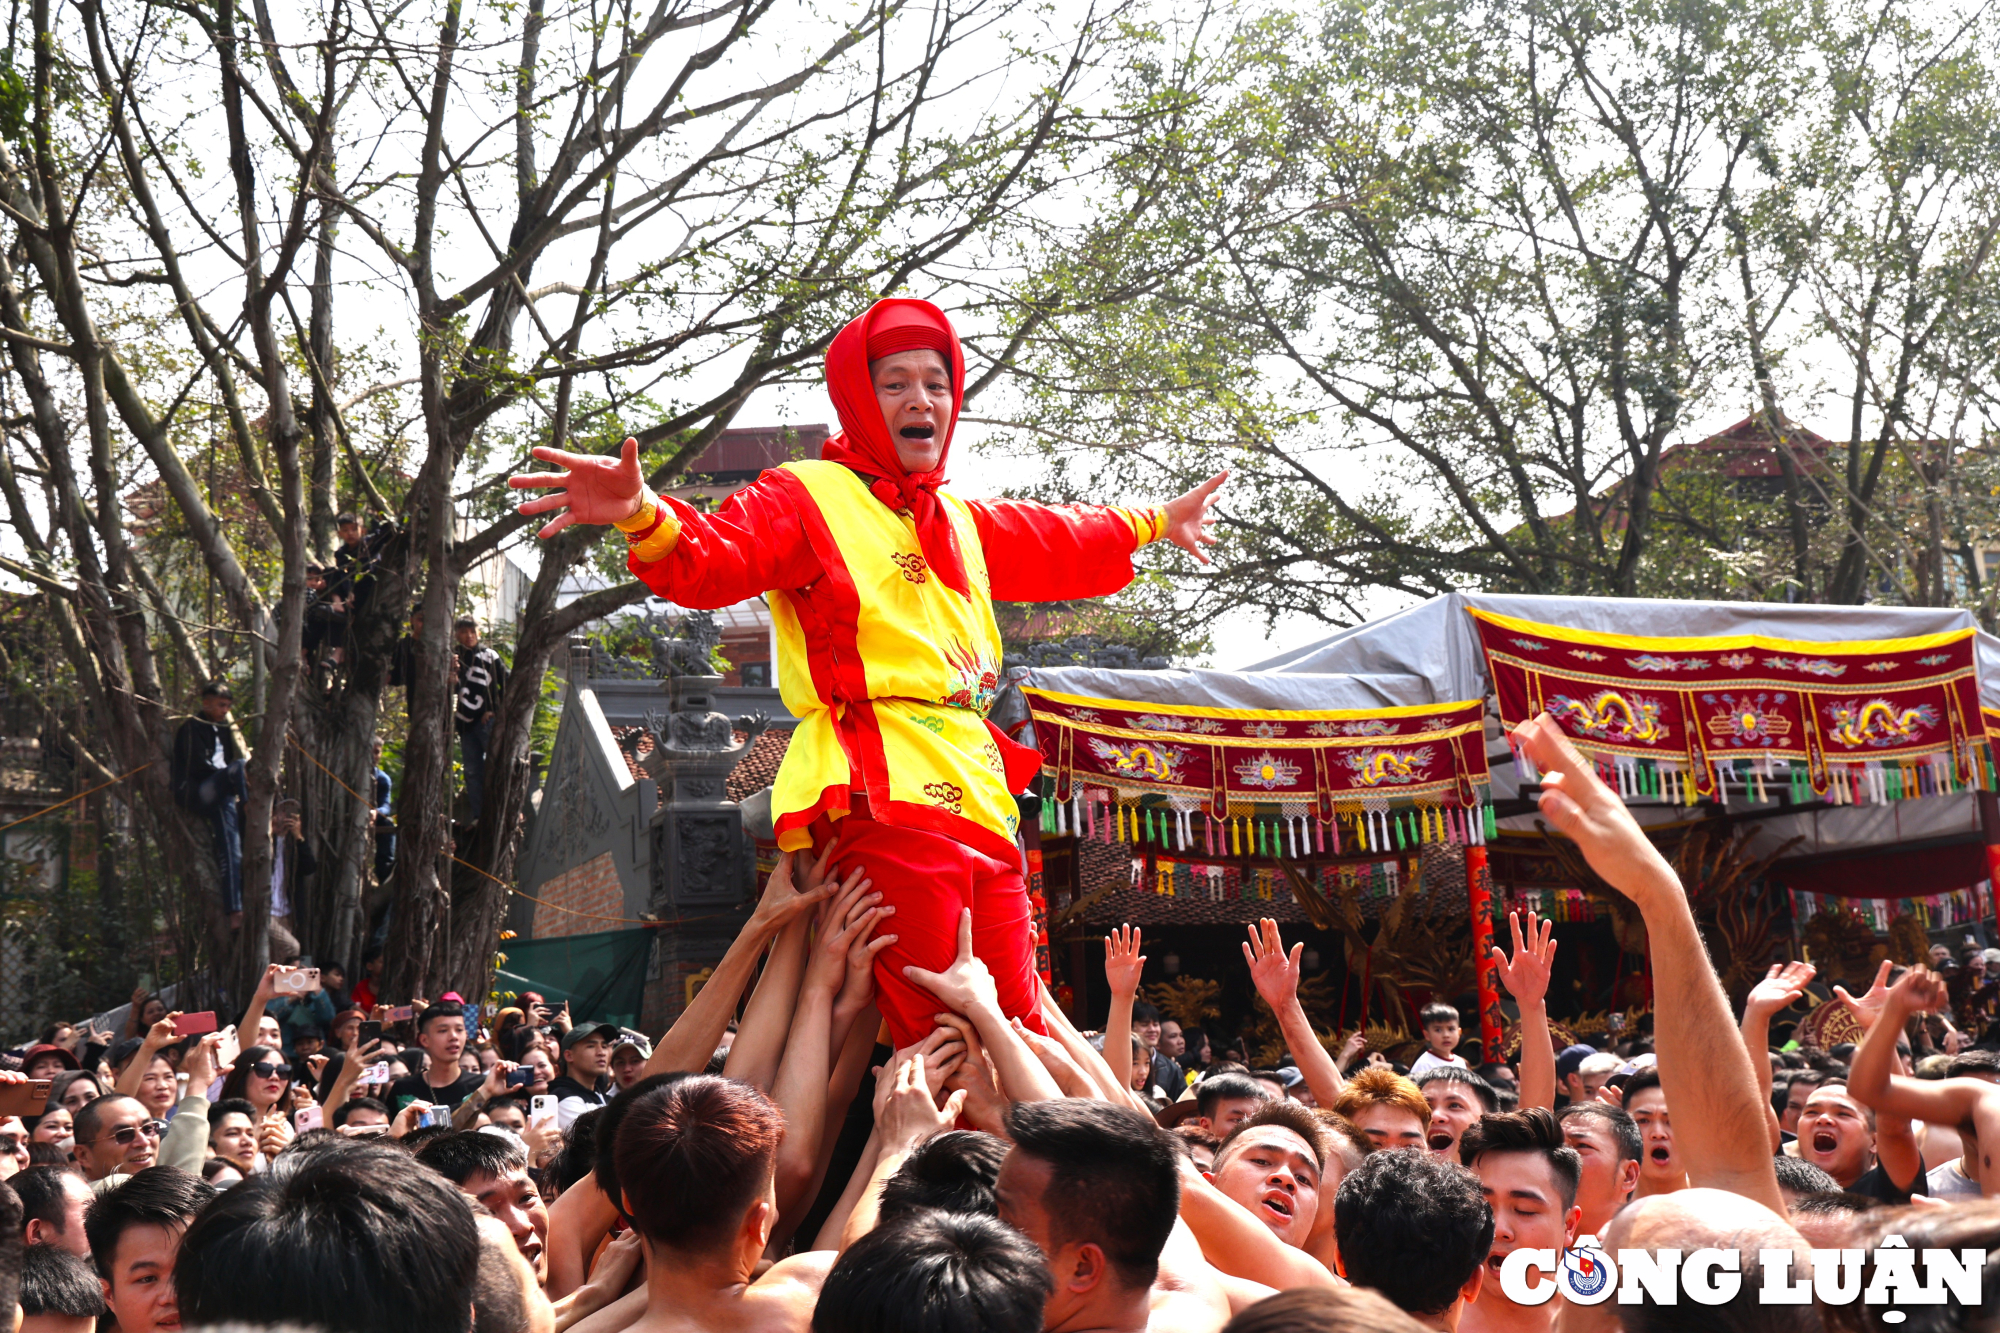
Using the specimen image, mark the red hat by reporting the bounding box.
[820,299,972,597]
[21,1043,79,1072]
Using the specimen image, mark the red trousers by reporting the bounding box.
[816,815,1047,1050]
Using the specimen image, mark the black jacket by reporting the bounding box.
[170,717,241,809]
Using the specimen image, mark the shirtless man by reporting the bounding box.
[1330,1068,1430,1151]
[613,1075,834,1333]
[1201,1103,1324,1251]
[1848,964,2000,1197]
[996,1099,1244,1333]
[1455,1109,1580,1333]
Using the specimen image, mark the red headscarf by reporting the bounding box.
[821,298,971,597]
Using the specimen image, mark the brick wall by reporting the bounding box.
[531,851,624,938]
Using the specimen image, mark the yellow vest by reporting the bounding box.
[768,461,1022,860]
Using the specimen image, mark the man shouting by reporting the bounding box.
[511,298,1224,1046]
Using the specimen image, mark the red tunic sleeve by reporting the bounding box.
[626,472,823,607]
[964,497,1159,602]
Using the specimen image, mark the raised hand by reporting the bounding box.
[1884,964,1950,1017]
[805,868,888,998]
[1013,1019,1100,1100]
[874,1044,965,1153]
[1513,715,1677,904]
[1834,960,1896,1032]
[1337,1030,1368,1070]
[1745,960,1817,1016]
[905,910,999,1018]
[1492,911,1557,1006]
[508,436,648,538]
[1104,923,1146,998]
[1243,918,1303,1011]
[1163,471,1228,564]
[747,851,839,939]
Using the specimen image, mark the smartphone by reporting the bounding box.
[387,1005,414,1022]
[277,967,322,994]
[356,1021,383,1046]
[295,1105,324,1131]
[362,1063,391,1084]
[0,1080,52,1117]
[530,1095,556,1123]
[1608,1012,1625,1033]
[172,1011,218,1037]
[135,972,153,992]
[507,1067,535,1089]
[421,1106,451,1129]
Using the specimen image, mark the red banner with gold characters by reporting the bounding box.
[1474,607,1986,800]
[1021,688,1491,818]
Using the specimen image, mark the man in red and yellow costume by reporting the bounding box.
[512,299,1223,1047]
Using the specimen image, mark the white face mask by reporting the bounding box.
[55,1136,74,1152]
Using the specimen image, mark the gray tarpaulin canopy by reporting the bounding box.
[1020,592,1996,877]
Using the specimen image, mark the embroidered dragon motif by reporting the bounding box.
[1549,690,1668,743]
[1825,699,1937,749]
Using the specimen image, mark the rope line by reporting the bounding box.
[286,732,371,802]
[0,761,155,835]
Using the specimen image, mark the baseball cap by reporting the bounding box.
[612,1029,652,1060]
[1554,1044,1597,1081]
[561,1022,620,1050]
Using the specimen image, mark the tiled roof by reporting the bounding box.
[604,726,792,808]
[727,729,791,802]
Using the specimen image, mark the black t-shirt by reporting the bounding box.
[1848,1153,1925,1206]
[389,1072,483,1113]
[547,1073,610,1107]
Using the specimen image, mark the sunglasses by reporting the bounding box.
[95,1119,167,1147]
[249,1062,293,1080]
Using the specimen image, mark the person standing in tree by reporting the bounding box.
[453,617,509,818]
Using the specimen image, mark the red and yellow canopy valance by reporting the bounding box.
[1022,687,1491,819]
[1474,608,1988,801]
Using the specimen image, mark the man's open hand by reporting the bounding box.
[1834,960,1896,1032]
[747,851,838,939]
[509,436,648,538]
[1104,923,1146,998]
[1514,714,1678,905]
[1162,472,1227,564]
[1745,960,1816,1017]
[1492,911,1556,1006]
[1243,918,1303,1012]
[904,910,999,1018]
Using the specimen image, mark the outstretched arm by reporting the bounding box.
[1515,714,1783,1214]
[1491,912,1558,1112]
[1177,1160,1339,1290]
[1244,919,1345,1106]
[237,964,284,1048]
[904,911,1063,1103]
[1103,924,1144,1097]
[511,436,818,602]
[965,472,1226,601]
[1741,961,1816,1151]
[644,853,837,1078]
[1845,966,1944,1191]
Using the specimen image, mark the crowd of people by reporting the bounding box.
[2,716,1997,1332]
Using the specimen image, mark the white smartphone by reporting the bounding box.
[531,1094,556,1123]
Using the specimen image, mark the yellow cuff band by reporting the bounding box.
[612,490,661,533]
[630,511,682,564]
[1122,505,1169,546]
